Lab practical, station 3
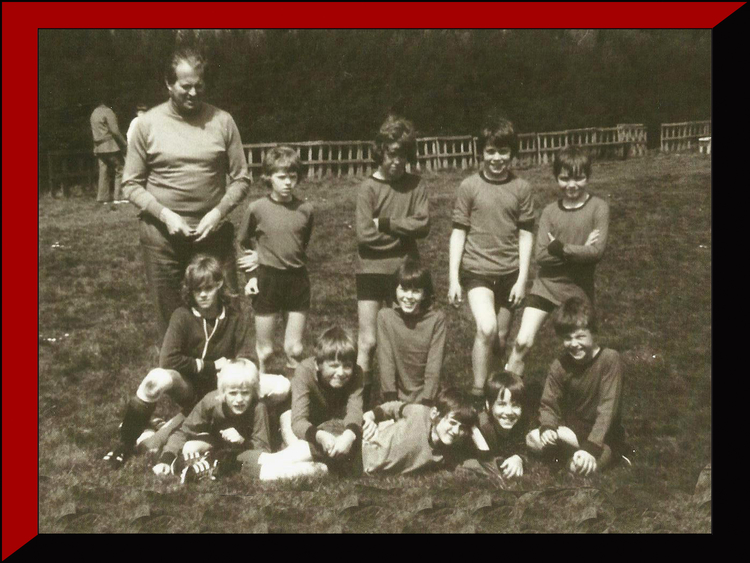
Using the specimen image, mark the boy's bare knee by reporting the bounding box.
[513,333,534,355]
[284,341,304,361]
[358,334,377,354]
[526,429,543,452]
[476,320,498,342]
[137,368,173,402]
[256,344,274,363]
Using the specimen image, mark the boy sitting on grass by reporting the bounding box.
[360,387,477,475]
[526,297,628,476]
[255,326,363,479]
[461,370,529,481]
[152,358,272,482]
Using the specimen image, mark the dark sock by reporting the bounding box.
[362,384,372,411]
[120,396,156,448]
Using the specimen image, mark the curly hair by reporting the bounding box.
[371,115,418,165]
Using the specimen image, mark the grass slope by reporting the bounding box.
[39,152,711,533]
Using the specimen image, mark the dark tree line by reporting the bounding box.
[39,29,710,156]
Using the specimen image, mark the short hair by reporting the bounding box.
[372,115,418,165]
[478,114,519,157]
[217,358,260,397]
[314,326,357,366]
[261,146,303,188]
[180,254,236,309]
[433,387,478,429]
[553,297,597,336]
[553,145,592,179]
[484,370,527,408]
[165,47,207,85]
[395,258,434,310]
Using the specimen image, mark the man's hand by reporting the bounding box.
[194,208,222,242]
[315,430,337,456]
[160,208,194,237]
[237,249,259,272]
[220,427,245,445]
[540,428,559,447]
[362,412,377,441]
[572,450,597,476]
[329,430,357,458]
[244,277,259,296]
[500,455,524,478]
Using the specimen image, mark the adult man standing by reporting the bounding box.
[122,47,251,344]
[90,98,128,203]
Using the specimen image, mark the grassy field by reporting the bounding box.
[39,152,711,533]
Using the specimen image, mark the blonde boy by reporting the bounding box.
[153,359,272,481]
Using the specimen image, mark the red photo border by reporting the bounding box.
[3,1,738,555]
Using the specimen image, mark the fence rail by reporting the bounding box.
[45,121,672,193]
[661,120,711,153]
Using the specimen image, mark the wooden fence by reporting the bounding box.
[44,122,654,192]
[660,120,711,153]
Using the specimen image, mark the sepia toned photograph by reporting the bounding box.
[31,19,720,536]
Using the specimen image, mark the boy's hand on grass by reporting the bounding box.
[540,429,559,447]
[362,412,377,441]
[237,249,259,272]
[447,281,463,307]
[244,277,259,296]
[500,455,524,478]
[316,430,337,456]
[160,208,194,238]
[572,450,597,476]
[194,209,222,242]
[221,427,245,445]
[585,229,600,246]
[329,430,357,457]
[152,462,172,476]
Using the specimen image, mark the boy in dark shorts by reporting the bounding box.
[506,145,609,375]
[526,298,628,475]
[448,115,534,404]
[356,115,430,407]
[237,146,314,374]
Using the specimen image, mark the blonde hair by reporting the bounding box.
[217,358,260,397]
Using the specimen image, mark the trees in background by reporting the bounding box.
[39,29,711,156]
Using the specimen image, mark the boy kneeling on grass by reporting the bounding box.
[153,358,272,483]
[526,297,631,476]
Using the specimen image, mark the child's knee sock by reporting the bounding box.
[120,396,156,448]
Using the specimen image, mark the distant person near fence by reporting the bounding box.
[122,47,251,345]
[90,97,128,203]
